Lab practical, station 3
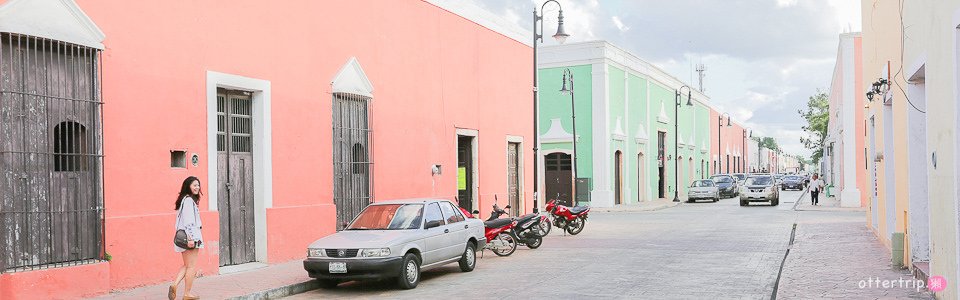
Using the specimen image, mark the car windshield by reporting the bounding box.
[712,176,733,183]
[785,176,801,181]
[691,180,715,187]
[745,176,774,186]
[347,204,423,230]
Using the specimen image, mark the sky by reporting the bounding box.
[468,0,862,159]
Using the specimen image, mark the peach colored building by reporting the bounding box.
[823,32,866,209]
[0,0,533,298]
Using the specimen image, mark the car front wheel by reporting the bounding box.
[458,242,477,272]
[397,253,420,289]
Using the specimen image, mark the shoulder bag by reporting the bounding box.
[174,201,197,249]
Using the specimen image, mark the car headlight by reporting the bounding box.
[308,248,325,258]
[360,248,391,257]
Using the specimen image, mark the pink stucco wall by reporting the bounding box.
[0,1,532,298]
[853,36,867,207]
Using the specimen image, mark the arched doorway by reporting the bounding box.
[545,152,574,207]
[688,157,694,185]
[614,150,623,205]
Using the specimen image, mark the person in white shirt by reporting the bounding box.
[810,173,824,205]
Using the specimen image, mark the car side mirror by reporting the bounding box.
[424,220,442,229]
[472,210,480,215]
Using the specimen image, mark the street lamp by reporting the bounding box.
[718,112,731,175]
[673,86,693,202]
[560,68,578,205]
[532,0,569,213]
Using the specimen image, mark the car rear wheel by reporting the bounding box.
[396,253,420,289]
[740,200,747,206]
[458,242,477,272]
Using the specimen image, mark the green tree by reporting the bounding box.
[759,137,779,151]
[798,90,829,163]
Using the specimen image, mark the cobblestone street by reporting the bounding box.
[283,190,932,299]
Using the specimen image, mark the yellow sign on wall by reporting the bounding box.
[458,167,467,190]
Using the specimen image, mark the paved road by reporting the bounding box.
[288,190,805,299]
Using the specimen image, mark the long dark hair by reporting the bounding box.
[175,176,202,210]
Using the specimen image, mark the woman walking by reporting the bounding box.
[810,173,824,206]
[170,176,203,300]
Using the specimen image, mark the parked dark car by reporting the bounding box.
[781,175,805,190]
[710,174,739,198]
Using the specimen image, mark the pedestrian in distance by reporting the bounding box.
[809,173,824,206]
[170,176,204,300]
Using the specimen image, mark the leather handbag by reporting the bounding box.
[173,201,196,249]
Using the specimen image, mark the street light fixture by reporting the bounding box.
[532,0,570,213]
[673,86,693,202]
[560,68,578,205]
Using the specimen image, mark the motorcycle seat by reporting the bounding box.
[569,206,589,215]
[483,218,513,228]
[517,213,537,223]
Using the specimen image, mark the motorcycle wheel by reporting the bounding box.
[566,217,586,235]
[492,232,517,256]
[537,218,552,237]
[525,236,543,249]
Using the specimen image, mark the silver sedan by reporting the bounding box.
[303,199,486,289]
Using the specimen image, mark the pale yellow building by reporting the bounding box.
[863,1,960,299]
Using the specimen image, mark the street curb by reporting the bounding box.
[226,279,319,300]
[595,201,681,213]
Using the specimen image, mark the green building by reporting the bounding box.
[537,41,714,208]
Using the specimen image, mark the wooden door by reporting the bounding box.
[507,142,521,212]
[544,153,573,207]
[457,136,474,211]
[217,88,256,266]
[332,93,371,230]
[614,151,622,205]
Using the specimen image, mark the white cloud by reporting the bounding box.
[777,0,799,8]
[612,16,629,32]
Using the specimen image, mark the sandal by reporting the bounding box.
[167,285,176,300]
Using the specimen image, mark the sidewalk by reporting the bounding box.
[793,191,866,212]
[777,192,932,299]
[92,261,317,300]
[593,198,680,212]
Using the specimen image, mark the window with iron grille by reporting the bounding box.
[332,93,372,230]
[0,33,105,272]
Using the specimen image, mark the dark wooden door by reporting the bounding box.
[217,88,256,266]
[614,151,622,205]
[457,136,474,211]
[507,143,521,212]
[544,153,573,207]
[658,132,666,198]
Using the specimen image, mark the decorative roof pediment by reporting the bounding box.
[542,118,574,143]
[700,140,708,154]
[0,0,106,49]
[612,117,627,141]
[657,102,670,124]
[332,57,374,98]
[687,136,695,150]
[678,132,686,146]
[725,144,731,155]
[634,123,649,144]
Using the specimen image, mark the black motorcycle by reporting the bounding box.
[481,201,544,249]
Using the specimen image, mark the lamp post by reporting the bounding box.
[560,69,578,205]
[532,0,569,213]
[673,86,693,202]
[718,112,731,175]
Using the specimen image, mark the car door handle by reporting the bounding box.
[444,229,450,233]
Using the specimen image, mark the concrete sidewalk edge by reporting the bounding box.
[226,279,320,300]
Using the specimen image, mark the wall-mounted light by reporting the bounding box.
[431,164,442,175]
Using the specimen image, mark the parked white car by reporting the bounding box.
[303,199,486,289]
[687,179,720,202]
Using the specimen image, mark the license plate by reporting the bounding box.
[329,262,347,274]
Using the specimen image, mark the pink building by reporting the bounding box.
[823,32,866,208]
[0,0,533,298]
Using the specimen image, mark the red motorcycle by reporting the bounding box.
[462,206,519,256]
[545,199,590,235]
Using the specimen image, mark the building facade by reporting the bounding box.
[823,32,867,208]
[536,41,754,208]
[0,0,534,298]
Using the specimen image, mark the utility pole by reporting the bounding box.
[696,64,706,93]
